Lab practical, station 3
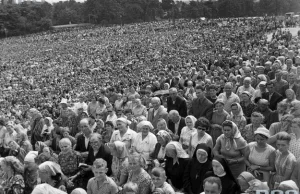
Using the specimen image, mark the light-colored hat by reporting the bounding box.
[60,98,68,105]
[24,151,38,163]
[116,117,131,125]
[254,127,270,138]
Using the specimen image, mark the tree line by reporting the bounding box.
[0,0,300,37]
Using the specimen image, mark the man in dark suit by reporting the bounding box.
[82,133,112,189]
[262,82,283,111]
[167,88,187,117]
[168,110,186,141]
[188,85,213,120]
[75,118,92,158]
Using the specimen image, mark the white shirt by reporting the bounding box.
[132,132,157,160]
[74,102,88,114]
[84,135,90,149]
[110,128,137,150]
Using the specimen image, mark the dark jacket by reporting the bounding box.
[183,144,212,194]
[75,134,91,153]
[205,156,241,194]
[262,91,283,111]
[168,117,186,138]
[165,157,190,190]
[167,96,188,117]
[188,97,213,120]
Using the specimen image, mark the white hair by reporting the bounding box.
[169,110,179,117]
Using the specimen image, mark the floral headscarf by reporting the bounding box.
[157,130,172,146]
[165,141,189,165]
[185,115,197,129]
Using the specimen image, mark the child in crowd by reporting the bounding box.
[151,167,175,194]
[87,158,118,194]
[123,182,138,194]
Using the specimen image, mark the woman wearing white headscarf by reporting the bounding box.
[132,121,157,161]
[38,161,68,192]
[31,183,67,194]
[165,141,190,190]
[179,115,197,150]
[24,151,38,194]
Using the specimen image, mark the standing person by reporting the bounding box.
[87,95,100,119]
[240,91,256,124]
[262,82,283,111]
[167,88,187,117]
[74,95,88,115]
[148,97,169,129]
[228,103,247,133]
[189,85,213,120]
[236,77,255,99]
[217,82,240,114]
[213,120,248,178]
[289,118,300,159]
[87,159,118,194]
[271,70,289,97]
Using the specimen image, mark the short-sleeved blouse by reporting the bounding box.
[132,132,157,160]
[248,142,275,167]
[275,150,296,177]
[190,132,213,156]
[127,169,152,194]
[289,133,300,160]
[180,127,196,147]
[110,129,137,150]
[216,134,247,159]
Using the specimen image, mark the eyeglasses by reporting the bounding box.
[90,141,99,145]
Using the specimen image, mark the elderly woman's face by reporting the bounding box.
[223,126,233,138]
[241,94,250,102]
[186,118,193,128]
[59,141,71,154]
[141,126,150,136]
[286,90,294,100]
[251,116,262,125]
[90,136,101,151]
[128,157,140,172]
[157,121,166,130]
[8,141,18,150]
[116,121,127,131]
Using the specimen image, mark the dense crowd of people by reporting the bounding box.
[0,16,300,194]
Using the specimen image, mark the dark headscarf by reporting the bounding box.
[183,144,212,194]
[213,156,239,186]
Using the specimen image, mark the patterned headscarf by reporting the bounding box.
[222,120,242,150]
[156,130,172,146]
